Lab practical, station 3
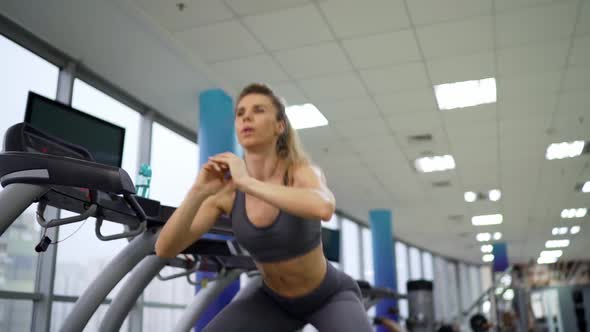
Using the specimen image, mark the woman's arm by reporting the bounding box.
[155,159,233,258]
[209,153,336,221]
[155,184,230,258]
[240,164,336,221]
[375,317,406,332]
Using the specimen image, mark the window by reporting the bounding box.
[143,266,195,305]
[0,34,58,148]
[458,263,471,311]
[446,261,461,318]
[324,213,339,230]
[480,265,493,293]
[143,307,186,332]
[341,218,361,279]
[470,265,482,303]
[54,80,141,298]
[433,256,448,320]
[144,122,199,304]
[54,211,131,297]
[0,299,32,331]
[395,242,409,320]
[361,227,375,319]
[149,122,199,207]
[361,228,374,284]
[409,247,422,280]
[50,302,129,332]
[0,34,58,293]
[422,252,434,280]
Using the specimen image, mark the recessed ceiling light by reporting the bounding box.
[540,250,563,258]
[545,239,570,248]
[537,256,558,264]
[434,78,497,111]
[570,225,581,234]
[561,208,587,219]
[545,140,585,160]
[477,233,491,242]
[493,232,502,240]
[551,227,568,236]
[583,181,590,193]
[488,189,501,202]
[482,254,494,262]
[481,244,493,253]
[464,191,477,202]
[472,214,503,226]
[286,104,328,130]
[414,155,456,173]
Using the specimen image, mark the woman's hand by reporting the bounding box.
[374,317,406,332]
[193,159,231,196]
[208,153,251,190]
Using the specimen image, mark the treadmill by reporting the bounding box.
[0,96,255,332]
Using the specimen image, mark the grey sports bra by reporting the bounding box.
[230,187,322,263]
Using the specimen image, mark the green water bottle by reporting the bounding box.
[135,163,152,198]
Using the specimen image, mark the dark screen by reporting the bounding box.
[25,92,125,167]
[322,227,341,263]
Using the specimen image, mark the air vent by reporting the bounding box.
[448,215,464,222]
[408,134,433,144]
[432,180,451,188]
[419,150,434,157]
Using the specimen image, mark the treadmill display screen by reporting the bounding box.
[24,92,125,168]
[322,227,341,263]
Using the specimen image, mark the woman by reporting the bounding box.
[155,83,373,331]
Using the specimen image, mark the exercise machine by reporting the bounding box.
[0,121,256,332]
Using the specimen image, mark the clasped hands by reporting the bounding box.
[194,152,250,196]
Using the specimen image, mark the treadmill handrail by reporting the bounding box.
[36,199,98,228]
[95,217,147,241]
[92,193,148,241]
[157,262,200,281]
[0,151,136,194]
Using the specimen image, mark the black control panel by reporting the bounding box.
[3,122,93,161]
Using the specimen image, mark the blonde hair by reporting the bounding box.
[237,83,310,184]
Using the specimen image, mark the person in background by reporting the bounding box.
[470,313,493,332]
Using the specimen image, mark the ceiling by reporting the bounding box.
[1,0,589,264]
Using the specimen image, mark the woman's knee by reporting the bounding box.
[201,299,252,332]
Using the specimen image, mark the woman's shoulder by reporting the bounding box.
[292,162,327,186]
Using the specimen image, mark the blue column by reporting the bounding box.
[194,88,240,331]
[492,242,509,272]
[370,209,398,330]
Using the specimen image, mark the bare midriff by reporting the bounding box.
[256,244,327,298]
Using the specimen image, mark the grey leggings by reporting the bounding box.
[203,262,373,332]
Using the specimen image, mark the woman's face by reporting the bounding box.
[235,93,284,149]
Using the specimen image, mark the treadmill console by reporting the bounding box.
[3,122,93,161]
